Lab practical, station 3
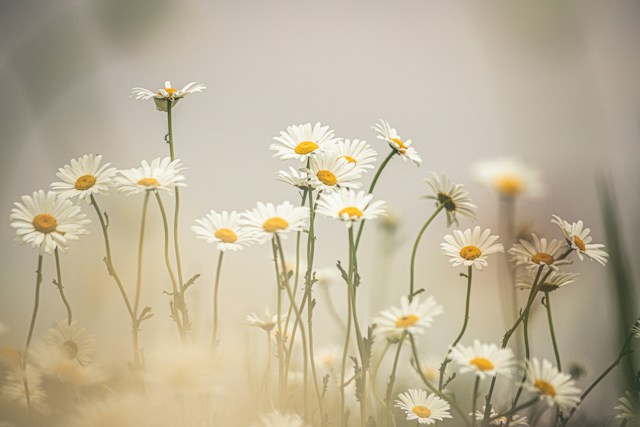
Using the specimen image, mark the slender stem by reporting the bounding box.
[22,254,44,415]
[167,99,175,160]
[491,398,539,421]
[271,239,286,409]
[134,192,151,314]
[409,204,445,302]
[472,376,480,427]
[385,333,407,413]
[544,291,562,370]
[371,341,391,408]
[211,251,225,349]
[285,188,308,334]
[340,263,354,427]
[53,248,72,324]
[322,284,346,330]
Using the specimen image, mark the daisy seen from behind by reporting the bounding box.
[240,201,309,244]
[615,391,639,422]
[472,407,529,426]
[192,210,257,252]
[515,269,579,293]
[270,122,339,162]
[525,358,580,411]
[245,308,279,333]
[423,172,476,227]
[131,81,206,112]
[277,167,314,190]
[39,320,94,366]
[373,119,422,166]
[395,389,452,424]
[441,226,504,271]
[473,158,543,198]
[335,139,377,173]
[551,215,609,266]
[116,157,186,196]
[374,295,443,342]
[449,340,515,380]
[316,188,386,227]
[308,152,362,192]
[51,154,117,203]
[509,234,571,272]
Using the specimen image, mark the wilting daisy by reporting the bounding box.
[308,152,362,192]
[472,407,529,426]
[192,210,257,251]
[316,188,386,227]
[51,154,117,202]
[1,365,48,412]
[449,340,515,380]
[116,157,186,196]
[473,158,542,198]
[245,308,279,332]
[516,269,579,293]
[253,411,306,427]
[10,190,90,255]
[38,320,94,366]
[423,172,476,227]
[525,358,581,411]
[270,122,339,162]
[509,234,571,272]
[551,215,609,266]
[395,389,452,424]
[615,391,639,421]
[373,119,422,166]
[131,81,206,111]
[240,201,309,243]
[277,167,314,190]
[441,226,504,270]
[335,139,377,173]
[375,295,443,341]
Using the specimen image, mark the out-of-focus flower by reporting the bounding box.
[308,152,361,193]
[516,269,578,293]
[116,157,185,196]
[39,320,94,366]
[245,308,279,332]
[51,154,117,202]
[551,215,609,266]
[336,139,377,173]
[632,323,640,339]
[240,201,309,243]
[395,389,451,424]
[374,295,443,342]
[372,119,422,166]
[472,406,529,426]
[314,344,342,378]
[270,122,339,162]
[252,410,307,427]
[277,167,314,190]
[441,226,503,271]
[192,210,257,252]
[615,391,639,422]
[316,188,386,227]
[1,365,48,413]
[131,81,206,112]
[525,358,580,411]
[473,158,542,198]
[509,234,571,272]
[423,172,476,227]
[314,266,341,287]
[449,340,515,380]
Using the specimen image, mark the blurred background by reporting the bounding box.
[0,0,639,424]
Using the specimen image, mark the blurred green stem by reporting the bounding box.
[409,204,445,302]
[53,248,73,325]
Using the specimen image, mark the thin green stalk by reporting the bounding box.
[22,254,44,416]
[53,248,72,325]
[284,185,308,334]
[340,265,354,427]
[409,204,446,301]
[134,192,151,315]
[212,251,225,349]
[271,239,286,409]
[371,340,391,408]
[472,376,480,427]
[384,333,407,424]
[491,398,539,422]
[544,291,562,370]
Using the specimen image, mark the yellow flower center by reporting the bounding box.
[459,245,482,260]
[534,379,557,397]
[32,214,57,234]
[469,357,495,371]
[62,340,79,360]
[294,141,319,155]
[214,227,238,243]
[263,217,289,233]
[137,177,160,187]
[74,174,97,191]
[495,175,523,196]
[532,252,554,265]
[395,314,419,328]
[164,87,177,95]
[338,207,363,218]
[573,235,586,252]
[322,355,336,366]
[390,138,407,154]
[340,155,357,163]
[411,405,431,418]
[317,170,337,186]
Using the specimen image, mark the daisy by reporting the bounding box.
[473,158,543,198]
[509,234,571,271]
[632,323,640,339]
[525,358,581,411]
[240,201,309,243]
[314,344,343,378]
[316,188,386,227]
[374,295,443,341]
[308,152,362,192]
[131,81,206,112]
[51,154,118,202]
[372,119,422,166]
[192,210,257,252]
[277,167,314,190]
[423,172,476,227]
[441,226,504,271]
[449,340,515,380]
[10,190,90,255]
[38,320,94,366]
[335,139,377,173]
[1,365,48,413]
[615,391,639,421]
[270,122,339,162]
[245,308,279,332]
[116,157,186,196]
[395,389,452,424]
[516,269,579,293]
[253,410,306,427]
[419,355,442,384]
[551,215,609,266]
[472,406,529,426]
[314,266,341,287]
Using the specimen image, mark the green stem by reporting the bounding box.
[22,254,44,416]
[544,291,562,370]
[384,333,407,420]
[371,340,391,408]
[472,376,480,427]
[53,248,72,325]
[134,192,151,315]
[212,251,225,349]
[409,204,445,302]
[271,239,286,409]
[340,262,354,427]
[491,398,539,422]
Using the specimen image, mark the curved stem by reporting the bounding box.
[384,333,406,415]
[22,254,44,415]
[271,239,286,409]
[371,341,391,408]
[340,266,354,427]
[409,204,445,302]
[53,248,72,324]
[544,291,562,370]
[472,376,480,427]
[284,188,308,335]
[212,251,225,349]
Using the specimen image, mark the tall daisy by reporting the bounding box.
[270,122,339,162]
[525,358,581,411]
[131,81,206,112]
[335,139,377,173]
[551,215,609,266]
[116,157,186,196]
[374,295,443,341]
[277,167,314,190]
[372,119,422,166]
[449,340,515,380]
[509,234,571,271]
[423,172,476,227]
[395,389,452,424]
[192,210,256,251]
[515,269,579,293]
[441,226,504,271]
[473,158,543,198]
[240,201,309,243]
[316,188,386,227]
[51,154,117,202]
[308,152,362,192]
[10,190,90,255]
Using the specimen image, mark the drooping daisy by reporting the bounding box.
[270,122,339,162]
[472,406,529,426]
[277,167,314,190]
[116,157,186,196]
[131,81,206,112]
[515,269,579,293]
[38,320,94,366]
[245,308,279,332]
[1,365,48,413]
[395,389,452,424]
[240,201,310,243]
[423,172,477,227]
[192,210,257,252]
[551,215,609,266]
[615,391,639,421]
[252,410,306,427]
[441,226,504,271]
[316,188,386,227]
[372,119,422,166]
[473,158,543,198]
[525,358,581,411]
[10,190,90,255]
[449,340,515,380]
[335,139,377,173]
[51,154,118,202]
[374,295,443,341]
[509,234,571,272]
[308,152,362,192]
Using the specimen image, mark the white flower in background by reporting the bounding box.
[144,344,216,394]
[615,391,639,421]
[423,172,477,227]
[551,215,609,266]
[51,154,117,202]
[39,320,94,366]
[240,201,309,243]
[308,152,362,192]
[277,167,314,190]
[116,157,186,196]
[525,358,580,411]
[314,266,341,287]
[516,269,579,293]
[10,190,90,255]
[395,389,452,424]
[509,234,571,272]
[131,81,206,111]
[192,210,257,252]
[246,308,279,332]
[270,122,339,162]
[336,139,377,173]
[253,410,306,427]
[316,188,386,227]
[375,295,443,341]
[314,345,343,378]
[632,323,640,339]
[473,158,542,198]
[472,406,529,426]
[1,365,48,413]
[449,340,515,380]
[0,322,7,336]
[418,355,442,384]
[441,226,504,271]
[372,119,422,166]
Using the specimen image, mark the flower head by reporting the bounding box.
[551,215,609,266]
[1,365,48,413]
[316,188,386,227]
[441,226,504,270]
[131,81,206,111]
[509,234,571,272]
[449,340,515,380]
[423,172,476,227]
[38,320,94,366]
[116,157,186,196]
[472,406,529,426]
[270,122,339,162]
[192,210,257,252]
[525,358,580,411]
[335,139,377,173]
[314,344,343,377]
[516,269,578,293]
[615,391,639,421]
[374,295,443,342]
[308,152,362,193]
[246,308,279,332]
[240,201,309,243]
[277,167,314,190]
[51,154,117,202]
[473,158,542,198]
[395,389,452,424]
[373,119,422,166]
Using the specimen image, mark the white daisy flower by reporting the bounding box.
[277,167,314,190]
[551,215,609,266]
[37,320,94,366]
[1,365,48,413]
[192,210,257,252]
[525,358,581,411]
[419,355,442,384]
[270,122,339,162]
[253,410,306,427]
[423,172,477,227]
[10,190,90,255]
[308,152,362,193]
[515,269,579,293]
[374,295,443,341]
[240,201,310,243]
[335,139,377,173]
[615,391,639,421]
[509,234,572,272]
[449,340,515,380]
[314,344,343,378]
[245,308,279,332]
[441,226,504,271]
[51,154,117,202]
[116,157,186,196]
[473,158,543,198]
[131,81,206,112]
[632,323,640,339]
[314,266,341,287]
[316,188,386,227]
[372,119,422,166]
[395,389,452,424]
[472,406,529,426]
